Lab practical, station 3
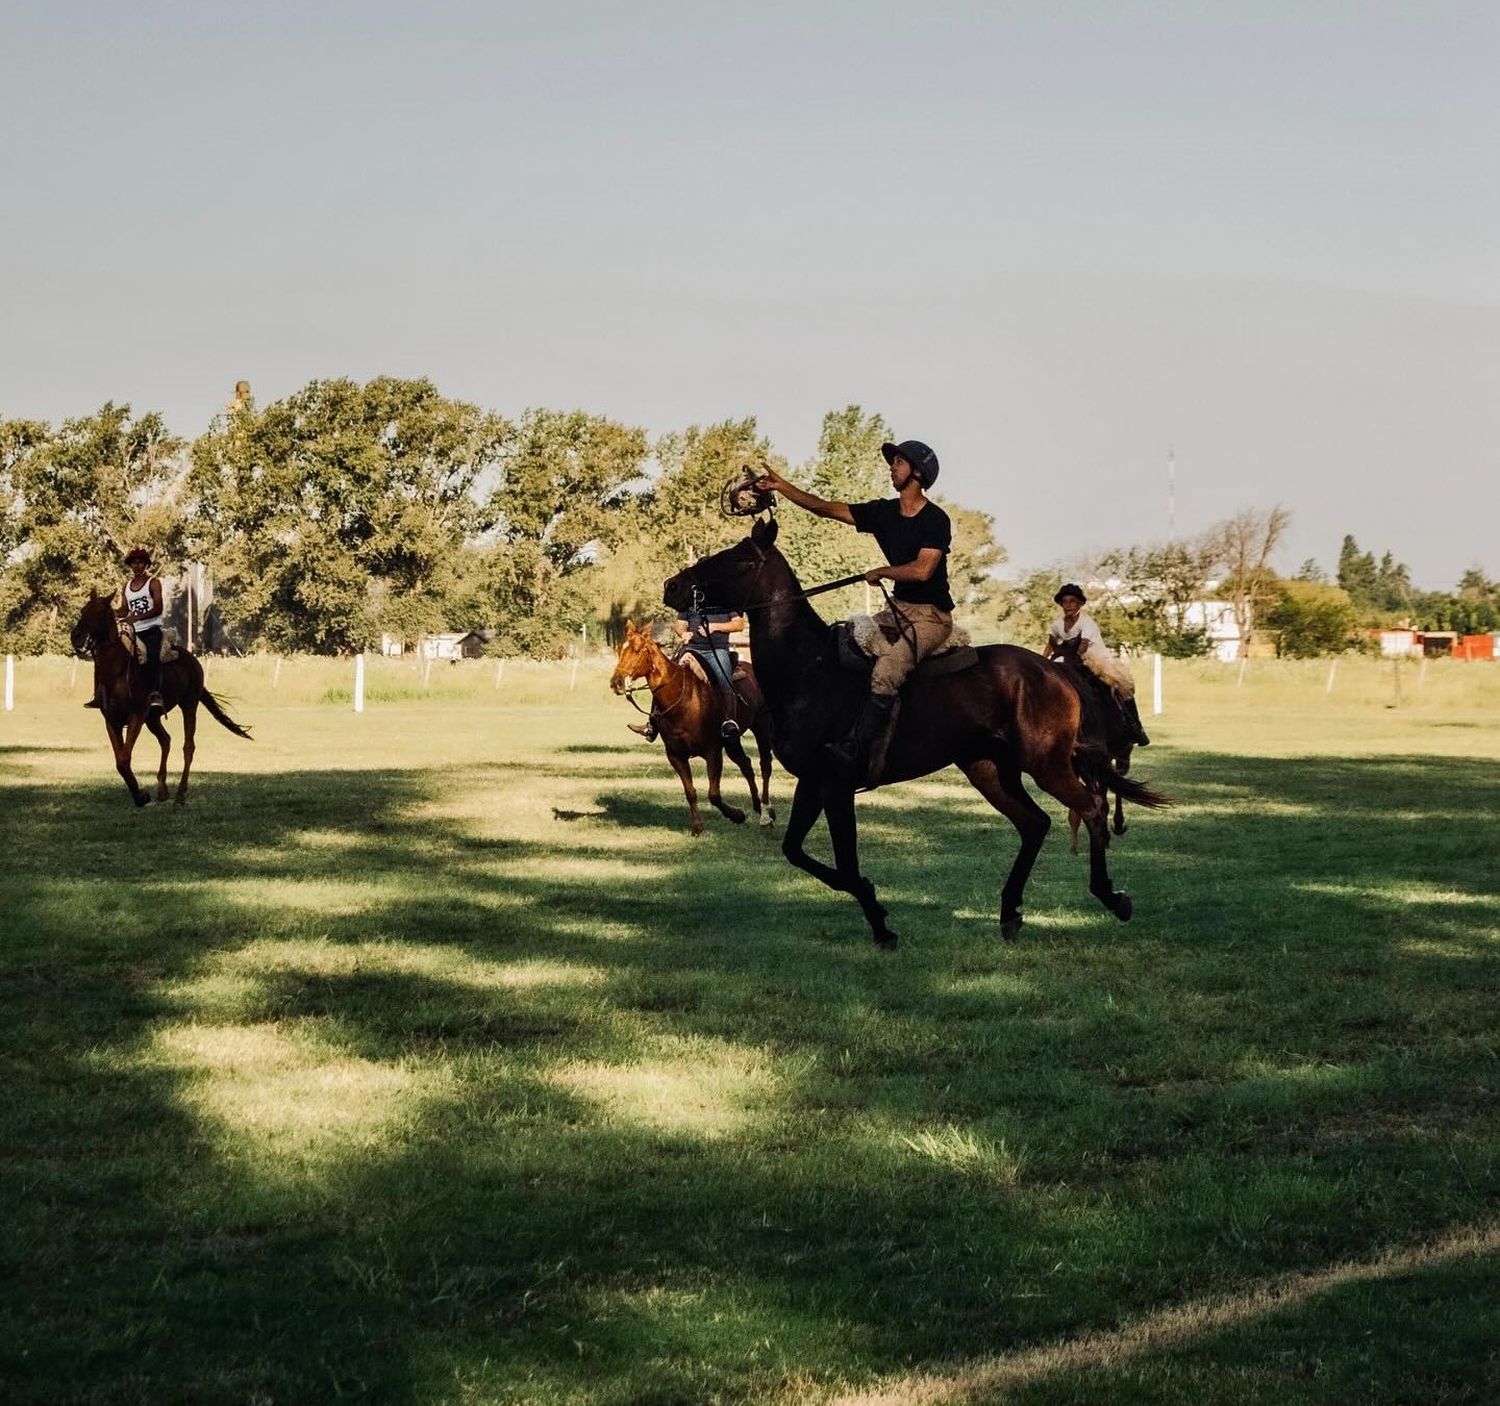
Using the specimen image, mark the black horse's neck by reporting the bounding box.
[743,549,832,699]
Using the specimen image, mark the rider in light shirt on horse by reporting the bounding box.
[1044,582,1150,747]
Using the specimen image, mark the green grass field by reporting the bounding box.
[3,653,1497,1404]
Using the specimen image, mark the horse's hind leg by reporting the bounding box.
[176,700,198,805]
[145,712,171,802]
[711,735,756,822]
[705,747,747,825]
[1035,758,1131,922]
[755,723,775,826]
[964,758,1050,941]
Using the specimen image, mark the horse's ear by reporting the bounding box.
[625,618,636,635]
[752,517,779,545]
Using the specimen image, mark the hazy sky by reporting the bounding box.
[3,1,1496,588]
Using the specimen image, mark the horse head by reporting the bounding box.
[609,620,661,694]
[70,590,116,657]
[663,518,782,615]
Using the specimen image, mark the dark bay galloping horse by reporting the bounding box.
[1053,635,1138,852]
[610,621,775,835]
[71,592,252,806]
[663,520,1167,947]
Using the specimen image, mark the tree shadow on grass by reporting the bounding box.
[1,748,1496,1403]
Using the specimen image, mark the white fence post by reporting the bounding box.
[494,658,505,689]
[1236,655,1248,688]
[1152,653,1162,716]
[569,654,580,691]
[272,655,282,689]
[354,653,365,713]
[4,654,12,712]
[1325,660,1337,694]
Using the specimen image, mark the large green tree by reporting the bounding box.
[191,378,509,653]
[0,405,185,652]
[476,408,650,654]
[778,406,891,616]
[1090,538,1223,656]
[1264,579,1358,657]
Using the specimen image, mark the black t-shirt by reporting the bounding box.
[849,498,954,610]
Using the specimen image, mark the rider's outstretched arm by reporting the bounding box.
[755,469,854,526]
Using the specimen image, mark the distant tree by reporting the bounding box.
[1263,579,1358,657]
[0,405,185,652]
[1093,537,1222,656]
[1374,550,1413,613]
[649,418,776,573]
[1211,506,1291,658]
[1294,557,1326,583]
[191,378,510,653]
[478,408,649,654]
[939,498,1007,631]
[779,406,890,618]
[1336,534,1379,612]
[998,567,1065,648]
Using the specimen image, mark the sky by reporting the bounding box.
[2,0,1496,589]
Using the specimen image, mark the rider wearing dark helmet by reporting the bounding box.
[116,546,166,709]
[755,438,953,783]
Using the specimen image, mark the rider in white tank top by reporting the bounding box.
[124,577,163,632]
[116,546,167,708]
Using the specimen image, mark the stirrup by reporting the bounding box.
[627,721,657,739]
[148,691,164,708]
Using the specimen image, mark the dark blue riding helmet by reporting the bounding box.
[880,439,940,488]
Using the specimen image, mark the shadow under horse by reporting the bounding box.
[71,593,252,806]
[609,620,775,835]
[664,520,1168,947]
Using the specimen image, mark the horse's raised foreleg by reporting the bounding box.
[781,774,838,888]
[176,698,198,805]
[666,748,705,835]
[964,757,1051,940]
[705,746,747,825]
[821,780,897,948]
[145,711,171,802]
[109,715,149,807]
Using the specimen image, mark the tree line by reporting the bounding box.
[3,379,1493,659]
[0,383,1005,656]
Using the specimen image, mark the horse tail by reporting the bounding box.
[1103,765,1169,810]
[201,689,253,740]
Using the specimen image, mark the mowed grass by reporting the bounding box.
[2,654,1497,1404]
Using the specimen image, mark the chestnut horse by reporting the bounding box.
[663,520,1167,947]
[70,592,252,806]
[609,621,775,835]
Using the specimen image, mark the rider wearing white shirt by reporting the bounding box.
[1044,583,1150,746]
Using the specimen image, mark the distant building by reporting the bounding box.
[380,630,492,660]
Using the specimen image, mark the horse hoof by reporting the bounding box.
[132,792,150,808]
[1114,892,1133,922]
[726,810,747,825]
[874,929,899,951]
[1001,915,1023,942]
[1113,820,1128,836]
[757,809,774,828]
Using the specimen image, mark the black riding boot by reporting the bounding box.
[628,707,661,741]
[822,693,896,786]
[1121,695,1151,747]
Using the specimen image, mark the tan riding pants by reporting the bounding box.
[867,603,954,696]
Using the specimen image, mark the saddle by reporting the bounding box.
[120,623,181,664]
[831,617,978,679]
